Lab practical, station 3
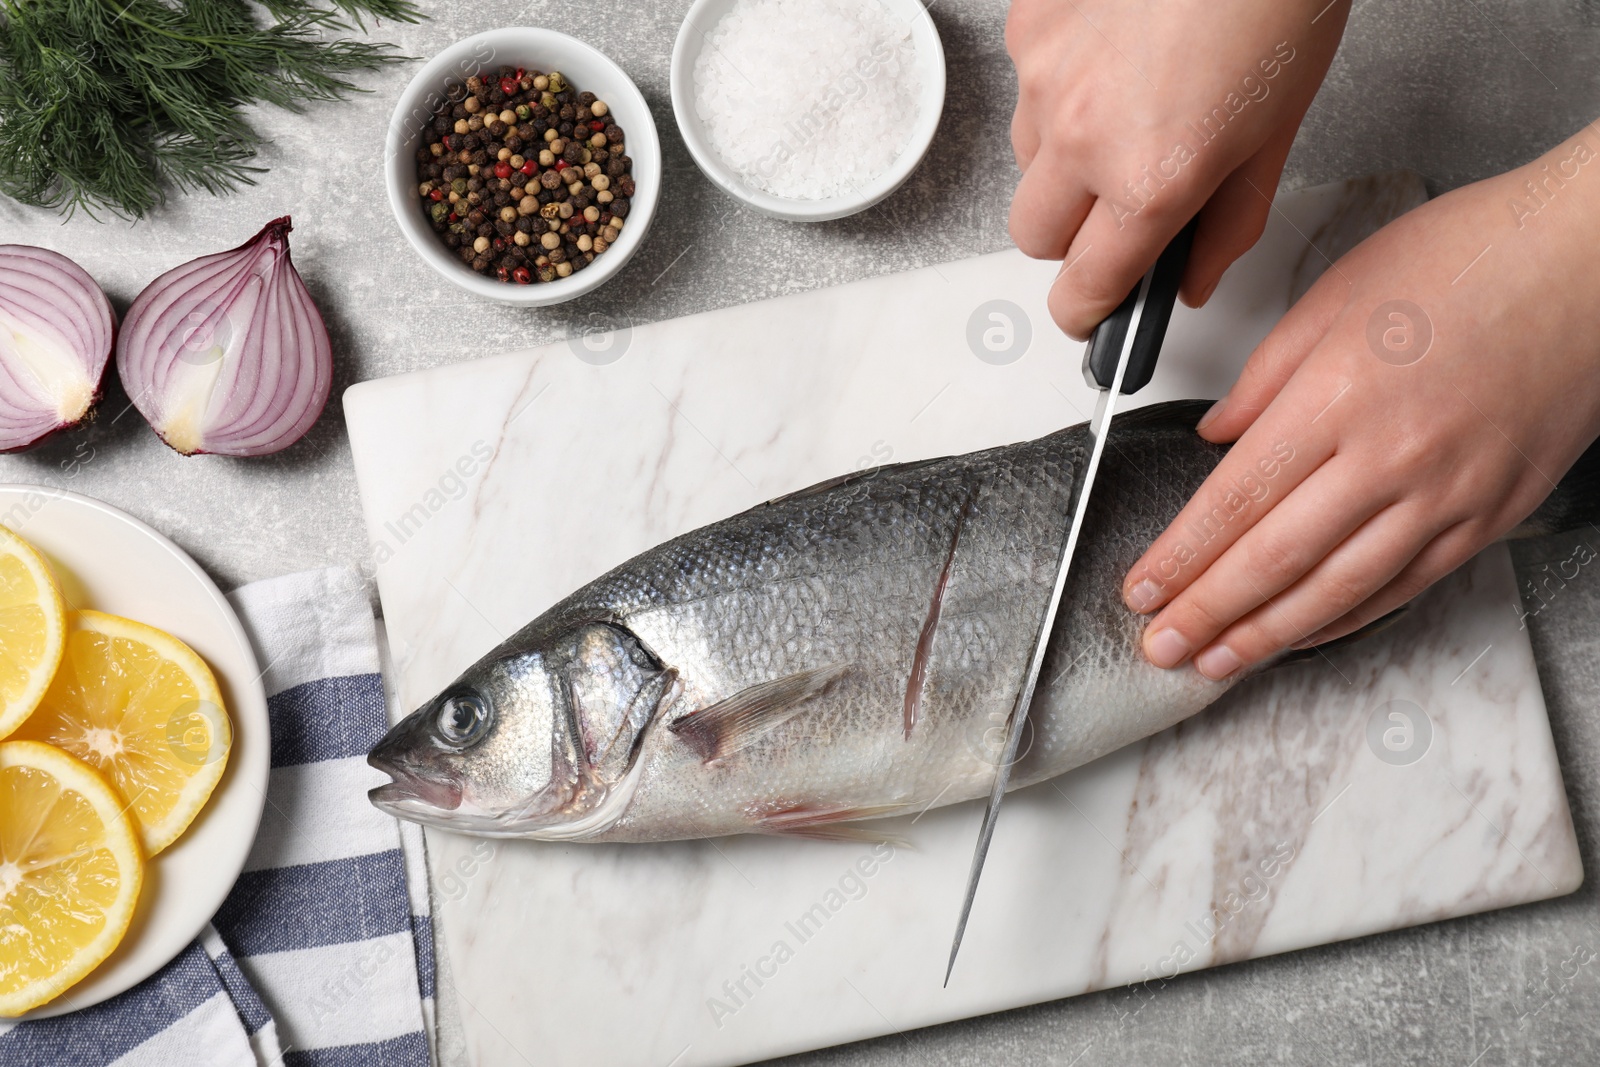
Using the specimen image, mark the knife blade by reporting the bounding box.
[944,220,1198,984]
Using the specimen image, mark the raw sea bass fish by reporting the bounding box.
[368,400,1597,842]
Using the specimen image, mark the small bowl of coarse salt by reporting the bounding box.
[671,0,945,222]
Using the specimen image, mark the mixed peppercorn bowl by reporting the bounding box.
[386,28,660,307]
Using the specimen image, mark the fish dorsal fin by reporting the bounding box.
[669,664,852,763]
[762,458,942,508]
[1109,398,1217,432]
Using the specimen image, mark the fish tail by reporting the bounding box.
[1513,435,1600,539]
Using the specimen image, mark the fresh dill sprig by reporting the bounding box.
[0,0,423,219]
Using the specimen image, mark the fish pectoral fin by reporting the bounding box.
[668,664,851,763]
[752,802,909,846]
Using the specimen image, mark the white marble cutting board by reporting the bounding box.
[345,180,1582,1067]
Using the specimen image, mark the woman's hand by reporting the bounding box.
[1120,125,1600,678]
[1007,0,1350,339]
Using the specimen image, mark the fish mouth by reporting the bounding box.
[368,776,463,812]
[364,749,646,840]
[369,779,575,837]
[367,747,465,814]
[366,744,547,835]
[364,716,543,833]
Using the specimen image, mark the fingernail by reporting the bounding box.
[1196,396,1227,432]
[1145,628,1192,669]
[1125,578,1163,613]
[1195,644,1244,680]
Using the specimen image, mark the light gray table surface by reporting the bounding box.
[4,1,1598,1063]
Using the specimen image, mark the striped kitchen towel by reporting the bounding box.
[0,567,433,1067]
[0,929,278,1067]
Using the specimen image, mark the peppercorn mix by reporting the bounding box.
[415,67,637,284]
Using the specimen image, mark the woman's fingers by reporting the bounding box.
[1040,96,1309,338]
[1185,504,1440,678]
[1123,117,1600,679]
[1135,458,1390,667]
[1047,195,1197,339]
[1122,395,1336,614]
[1292,523,1481,648]
[1118,193,1368,622]
[1180,124,1298,308]
[1011,98,1041,172]
[1008,149,1096,262]
[1195,270,1351,443]
[1004,0,1353,341]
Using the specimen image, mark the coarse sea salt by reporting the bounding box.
[692,0,922,200]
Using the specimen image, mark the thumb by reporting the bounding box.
[1198,264,1350,443]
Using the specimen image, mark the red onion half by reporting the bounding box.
[0,246,116,453]
[117,218,332,457]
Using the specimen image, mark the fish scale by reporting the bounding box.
[369,401,1238,840]
[369,400,1600,843]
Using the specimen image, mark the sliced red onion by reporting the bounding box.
[117,217,332,457]
[0,246,116,453]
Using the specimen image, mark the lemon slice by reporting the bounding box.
[0,740,144,1016]
[14,611,231,856]
[0,526,68,740]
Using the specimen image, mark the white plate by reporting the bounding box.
[1,486,269,1020]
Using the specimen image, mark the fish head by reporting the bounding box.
[368,621,674,837]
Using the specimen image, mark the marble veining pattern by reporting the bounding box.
[345,181,1581,1067]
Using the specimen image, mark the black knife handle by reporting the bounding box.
[1082,218,1199,394]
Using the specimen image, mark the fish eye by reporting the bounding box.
[435,690,493,747]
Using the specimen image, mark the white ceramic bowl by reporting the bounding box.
[670,0,945,222]
[3,487,269,1020]
[385,28,661,307]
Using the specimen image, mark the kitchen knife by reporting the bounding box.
[945,219,1198,984]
